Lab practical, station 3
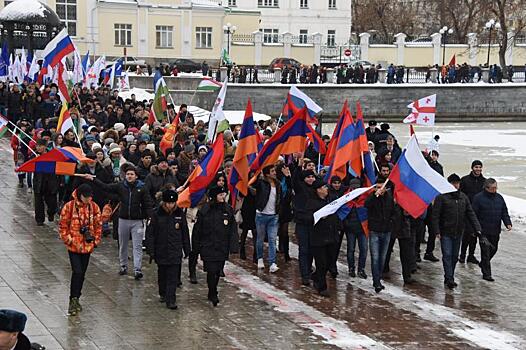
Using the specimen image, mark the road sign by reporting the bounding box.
[344,49,352,57]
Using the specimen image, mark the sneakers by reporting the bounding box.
[257,258,265,269]
[358,270,368,279]
[118,266,127,275]
[76,299,83,312]
[374,283,385,294]
[467,255,480,265]
[269,263,279,273]
[48,215,54,223]
[68,298,79,316]
[423,253,439,262]
[134,270,143,280]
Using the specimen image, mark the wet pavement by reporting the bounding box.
[1,139,526,350]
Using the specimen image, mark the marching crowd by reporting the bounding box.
[1,78,513,320]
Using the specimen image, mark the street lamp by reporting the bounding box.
[439,26,454,66]
[485,19,501,67]
[223,22,237,56]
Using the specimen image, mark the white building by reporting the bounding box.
[225,0,352,46]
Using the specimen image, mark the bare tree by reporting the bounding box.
[434,0,487,42]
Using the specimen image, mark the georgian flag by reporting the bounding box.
[403,94,437,126]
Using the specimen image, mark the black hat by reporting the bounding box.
[162,189,178,203]
[0,309,27,333]
[156,156,168,165]
[447,173,461,183]
[301,170,316,180]
[207,185,228,199]
[312,178,326,190]
[85,152,96,160]
[36,138,48,146]
[471,160,483,168]
[380,123,390,130]
[41,130,52,138]
[368,120,377,126]
[77,183,93,198]
[330,175,342,184]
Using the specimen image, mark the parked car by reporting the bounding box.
[105,57,146,71]
[170,59,201,73]
[269,57,302,71]
[348,60,373,69]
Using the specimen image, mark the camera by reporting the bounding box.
[80,226,95,243]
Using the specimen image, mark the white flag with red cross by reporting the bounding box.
[403,94,436,126]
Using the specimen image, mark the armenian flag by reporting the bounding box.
[336,191,371,236]
[16,147,94,175]
[326,101,355,181]
[177,133,225,208]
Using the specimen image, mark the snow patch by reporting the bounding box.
[0,0,46,21]
[502,194,526,224]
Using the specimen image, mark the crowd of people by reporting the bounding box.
[1,76,513,319]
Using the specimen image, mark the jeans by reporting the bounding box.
[68,251,91,299]
[369,231,391,287]
[255,213,279,265]
[440,235,462,282]
[118,219,144,272]
[296,223,313,280]
[346,230,368,271]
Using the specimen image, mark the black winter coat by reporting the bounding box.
[144,166,179,201]
[74,163,116,207]
[392,206,412,239]
[432,191,481,237]
[94,179,153,220]
[460,172,486,202]
[472,191,512,236]
[365,190,395,233]
[254,177,282,213]
[304,195,340,247]
[33,173,59,195]
[148,206,190,265]
[292,166,315,224]
[192,202,239,262]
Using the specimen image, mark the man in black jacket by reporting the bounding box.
[304,179,339,297]
[145,157,178,203]
[81,166,153,279]
[459,160,486,264]
[472,178,512,281]
[365,178,395,293]
[148,190,190,310]
[432,174,481,289]
[32,139,59,226]
[192,186,238,306]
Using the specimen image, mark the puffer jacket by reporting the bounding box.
[94,179,153,220]
[192,202,239,262]
[59,190,102,254]
[472,191,512,236]
[432,190,481,237]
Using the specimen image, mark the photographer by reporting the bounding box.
[59,184,102,316]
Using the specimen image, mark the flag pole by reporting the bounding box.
[71,125,84,155]
[7,120,32,140]
[9,129,37,156]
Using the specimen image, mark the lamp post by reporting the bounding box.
[223,22,237,56]
[485,19,501,67]
[439,26,454,66]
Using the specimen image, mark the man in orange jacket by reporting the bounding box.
[59,184,103,316]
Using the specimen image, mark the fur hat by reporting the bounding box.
[162,189,178,203]
[207,185,228,199]
[108,143,121,155]
[0,309,27,333]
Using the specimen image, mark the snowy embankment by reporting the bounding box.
[502,195,526,225]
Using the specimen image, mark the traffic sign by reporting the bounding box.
[344,49,352,57]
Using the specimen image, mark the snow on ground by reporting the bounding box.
[119,88,154,101]
[502,195,526,224]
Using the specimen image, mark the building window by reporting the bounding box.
[196,27,213,48]
[228,0,236,5]
[299,29,308,44]
[327,30,336,46]
[56,0,77,36]
[328,0,336,9]
[262,29,279,44]
[156,25,173,48]
[114,24,132,46]
[300,0,308,8]
[258,0,278,7]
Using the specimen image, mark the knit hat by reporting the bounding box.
[471,160,483,168]
[91,142,102,152]
[447,173,461,183]
[88,125,98,133]
[162,189,178,203]
[146,143,156,153]
[114,123,125,132]
[140,124,150,134]
[348,178,361,189]
[301,170,316,180]
[85,135,97,142]
[184,143,195,154]
[156,156,168,165]
[312,178,326,190]
[123,134,135,143]
[108,143,121,155]
[198,145,208,153]
[85,152,97,160]
[104,138,114,146]
[207,185,228,199]
[140,133,151,142]
[0,309,27,333]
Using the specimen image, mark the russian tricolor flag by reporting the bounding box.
[389,134,456,218]
[42,28,75,68]
[282,85,322,123]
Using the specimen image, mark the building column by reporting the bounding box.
[431,32,441,66]
[359,32,370,61]
[312,32,322,66]
[394,33,406,65]
[467,33,478,67]
[254,30,263,66]
[282,31,292,58]
[137,7,148,57]
[506,30,514,65]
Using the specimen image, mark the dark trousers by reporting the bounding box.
[204,261,225,299]
[329,231,345,275]
[34,192,58,224]
[311,244,337,292]
[425,231,437,255]
[480,235,500,278]
[460,231,478,258]
[68,251,90,299]
[296,224,313,280]
[278,222,289,255]
[157,264,180,304]
[398,237,414,281]
[189,251,198,277]
[412,218,425,258]
[384,235,397,271]
[239,228,258,262]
